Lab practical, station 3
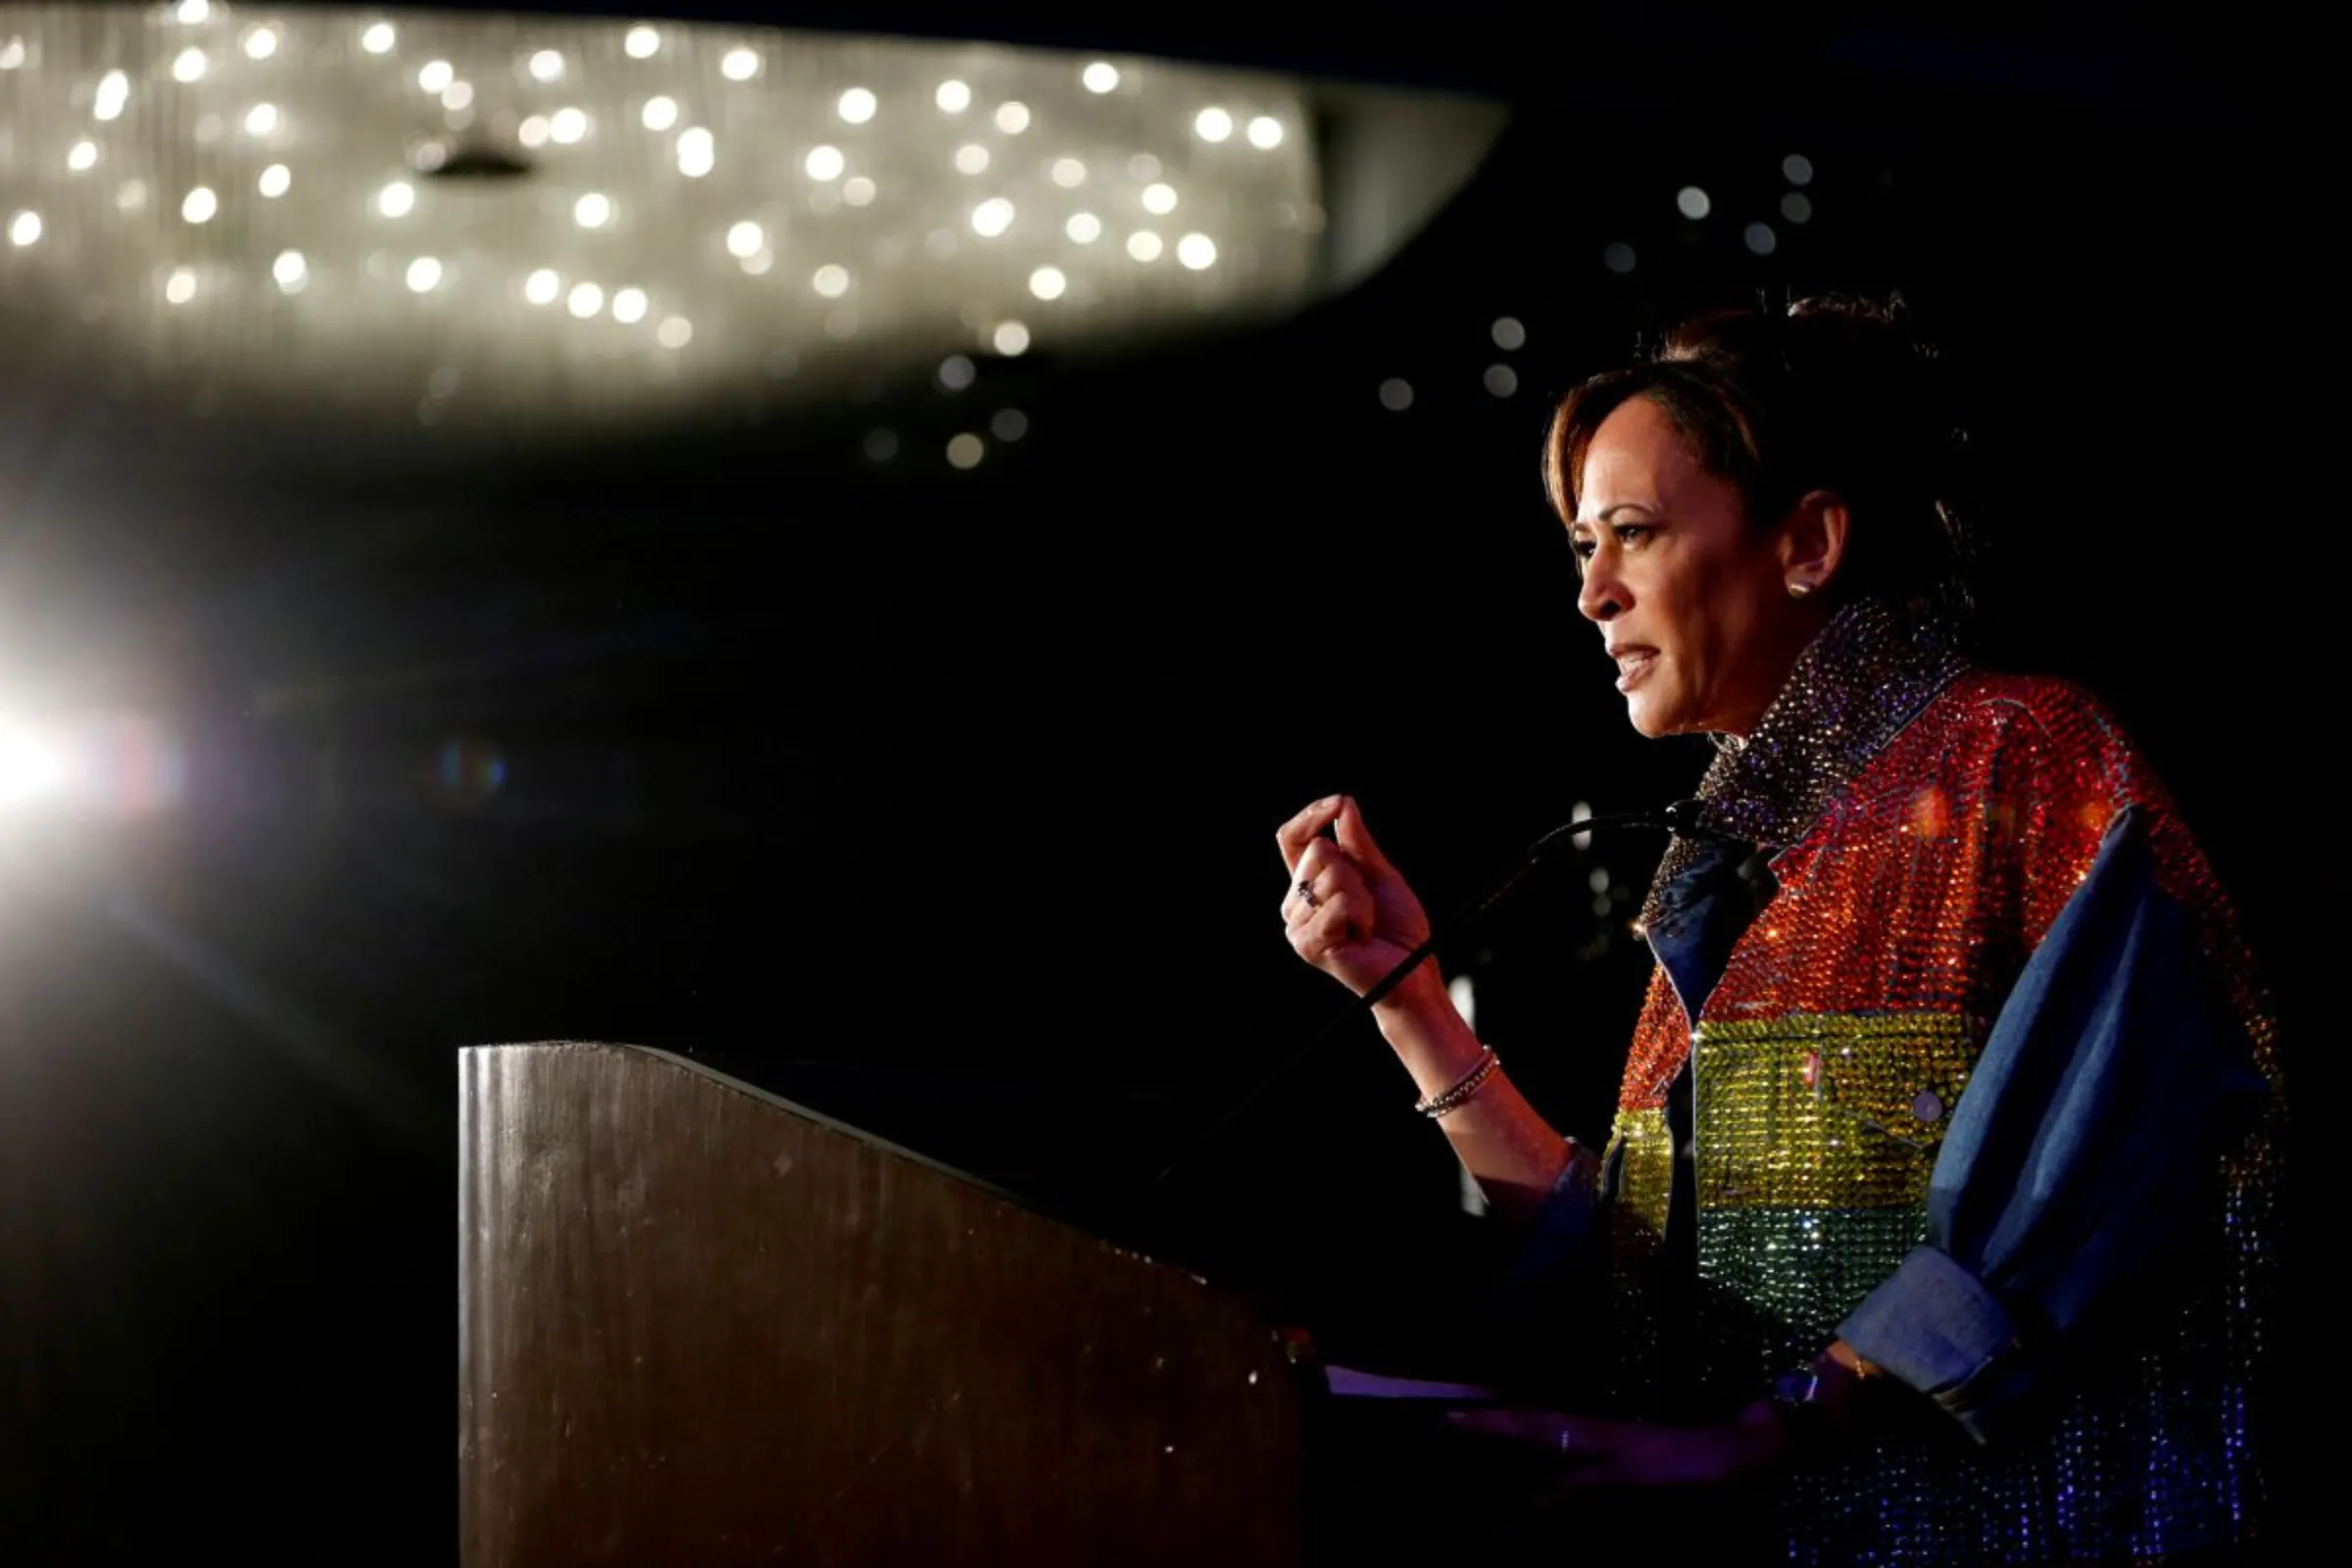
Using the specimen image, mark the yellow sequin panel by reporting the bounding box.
[1693,1011,1979,1211]
[1603,1105,1673,1239]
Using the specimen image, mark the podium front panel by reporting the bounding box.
[460,1042,1304,1566]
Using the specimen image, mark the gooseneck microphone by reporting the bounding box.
[1151,800,1740,1194]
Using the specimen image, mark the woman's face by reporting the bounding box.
[1569,395,1819,739]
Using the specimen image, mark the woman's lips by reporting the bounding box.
[1613,647,1658,693]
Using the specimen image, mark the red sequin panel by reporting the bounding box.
[1617,673,2278,1113]
[1615,967,1686,1112]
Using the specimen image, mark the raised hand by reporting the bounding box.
[1276,795,1438,1004]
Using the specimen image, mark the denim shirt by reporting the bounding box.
[1502,805,2270,1444]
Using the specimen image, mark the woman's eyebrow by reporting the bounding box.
[1573,502,1661,526]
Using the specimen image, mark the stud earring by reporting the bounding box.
[1788,580,1814,599]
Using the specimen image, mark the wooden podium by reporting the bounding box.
[459,1042,1308,1566]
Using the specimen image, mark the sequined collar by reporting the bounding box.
[1640,597,1970,932]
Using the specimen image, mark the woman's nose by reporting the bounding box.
[1578,558,1625,623]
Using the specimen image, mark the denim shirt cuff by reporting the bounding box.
[1838,1245,2032,1446]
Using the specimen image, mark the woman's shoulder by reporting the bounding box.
[1893,668,2166,815]
[1935,668,2127,736]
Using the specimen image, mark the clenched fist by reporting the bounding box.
[1276,795,1439,1004]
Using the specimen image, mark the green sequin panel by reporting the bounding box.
[1692,1205,1933,1391]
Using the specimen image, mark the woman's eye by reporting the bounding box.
[1613,523,1651,547]
[1571,537,1597,561]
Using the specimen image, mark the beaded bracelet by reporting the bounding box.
[1414,1046,1501,1118]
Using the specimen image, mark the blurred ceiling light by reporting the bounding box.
[0,718,68,808]
[0,709,186,817]
[0,5,1500,427]
[969,197,1013,237]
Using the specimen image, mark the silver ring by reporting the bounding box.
[1296,877,1319,908]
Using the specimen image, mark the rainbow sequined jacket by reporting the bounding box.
[1515,600,2280,1564]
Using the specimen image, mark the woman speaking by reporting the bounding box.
[1277,297,2281,1563]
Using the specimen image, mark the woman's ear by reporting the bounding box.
[1778,490,1851,596]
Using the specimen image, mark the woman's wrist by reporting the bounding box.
[1761,1344,1891,1458]
[1369,965,1486,1091]
[1368,953,1450,1023]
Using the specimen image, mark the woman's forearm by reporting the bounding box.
[1373,968,1579,1229]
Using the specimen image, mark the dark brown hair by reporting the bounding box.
[1542,294,1974,616]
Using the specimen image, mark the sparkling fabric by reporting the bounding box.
[1593,598,2282,1564]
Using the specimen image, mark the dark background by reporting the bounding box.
[2,2,2328,1560]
